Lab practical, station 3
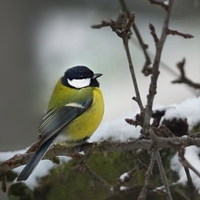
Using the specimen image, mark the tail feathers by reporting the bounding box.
[17,136,56,181]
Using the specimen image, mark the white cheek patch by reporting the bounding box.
[67,78,91,89]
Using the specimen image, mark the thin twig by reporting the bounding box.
[184,167,196,200]
[147,0,169,10]
[91,20,112,29]
[112,167,138,194]
[122,35,144,111]
[84,163,111,189]
[149,23,159,45]
[0,174,7,193]
[178,148,199,200]
[119,0,152,76]
[109,12,144,111]
[142,0,175,136]
[167,29,194,39]
[178,148,200,178]
[172,58,200,89]
[92,12,144,111]
[150,129,173,199]
[155,150,173,200]
[137,150,156,200]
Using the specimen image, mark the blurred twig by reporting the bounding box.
[137,150,156,200]
[84,163,111,189]
[130,37,197,95]
[147,0,169,10]
[0,174,7,193]
[112,168,138,194]
[178,148,199,200]
[150,129,173,199]
[178,148,200,178]
[184,167,196,200]
[172,58,200,89]
[155,150,173,200]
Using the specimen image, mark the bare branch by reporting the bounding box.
[0,174,7,193]
[178,148,199,200]
[149,128,173,200]
[167,29,194,39]
[93,11,144,112]
[112,168,138,193]
[149,23,159,45]
[155,151,173,200]
[91,20,112,29]
[122,31,144,112]
[142,0,174,136]
[84,163,111,189]
[2,136,200,180]
[172,58,200,89]
[119,0,152,76]
[178,148,200,178]
[147,0,169,10]
[137,150,156,200]
[184,167,197,200]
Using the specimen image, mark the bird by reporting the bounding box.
[17,65,104,181]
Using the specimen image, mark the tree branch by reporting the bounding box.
[137,150,156,200]
[150,129,173,199]
[167,29,194,39]
[147,0,169,10]
[172,58,200,89]
[84,163,111,189]
[155,151,173,200]
[2,136,200,177]
[178,148,199,200]
[142,0,174,136]
[178,148,200,178]
[184,167,196,200]
[119,0,152,76]
[122,31,144,111]
[92,12,144,112]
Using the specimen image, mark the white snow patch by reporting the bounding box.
[120,186,127,191]
[164,0,169,5]
[156,97,200,130]
[0,149,71,189]
[90,112,141,142]
[119,172,129,182]
[171,146,200,192]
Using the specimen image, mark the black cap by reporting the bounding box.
[65,66,94,80]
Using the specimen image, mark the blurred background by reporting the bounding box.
[0,0,199,150]
[0,0,199,194]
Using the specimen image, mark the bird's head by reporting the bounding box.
[61,66,102,89]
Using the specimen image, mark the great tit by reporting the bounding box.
[17,66,104,181]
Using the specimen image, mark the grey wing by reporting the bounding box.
[38,98,93,145]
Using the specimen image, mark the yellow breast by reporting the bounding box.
[65,87,104,142]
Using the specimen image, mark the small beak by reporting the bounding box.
[93,73,103,79]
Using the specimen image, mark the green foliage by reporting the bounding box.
[8,149,200,199]
[34,152,135,200]
[190,122,200,134]
[8,182,34,200]
[5,171,18,182]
